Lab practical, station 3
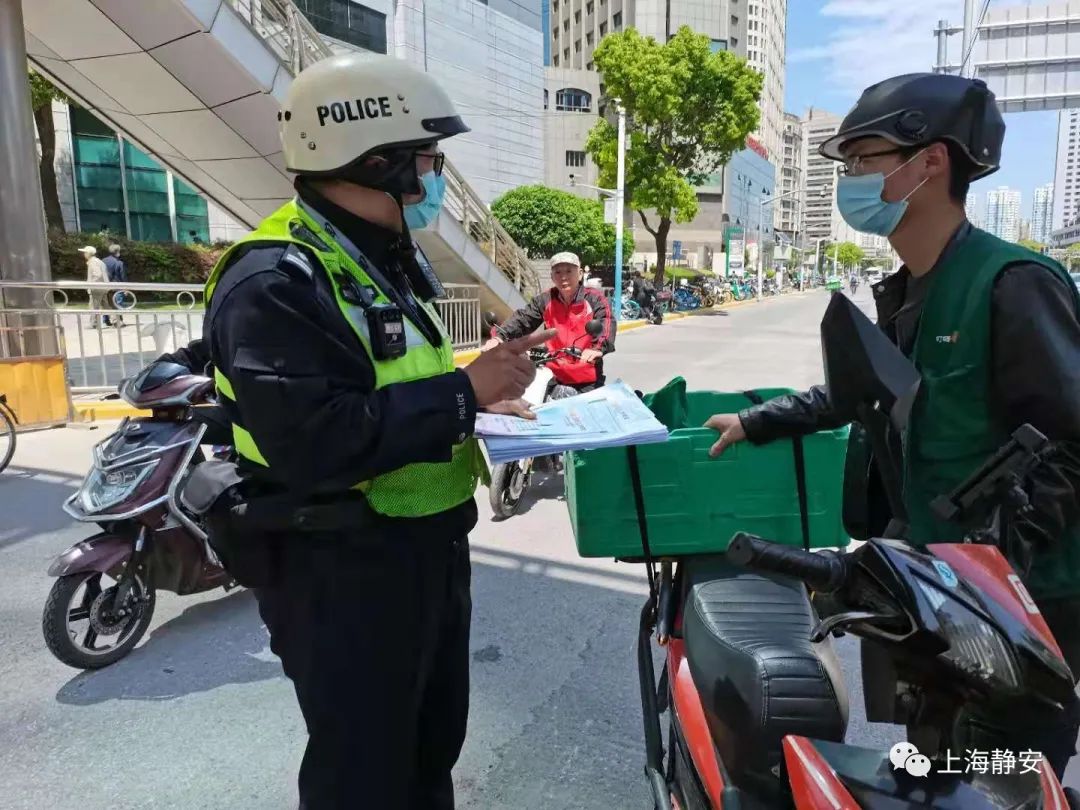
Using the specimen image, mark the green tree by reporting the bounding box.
[825,241,864,271]
[490,184,632,267]
[29,70,69,232]
[586,26,762,285]
[1017,238,1046,253]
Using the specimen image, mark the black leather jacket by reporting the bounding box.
[738,241,1080,572]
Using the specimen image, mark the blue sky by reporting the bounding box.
[784,0,1057,223]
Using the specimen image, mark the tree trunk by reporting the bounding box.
[34,103,66,233]
[651,217,672,287]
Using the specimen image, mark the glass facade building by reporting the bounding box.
[69,106,209,243]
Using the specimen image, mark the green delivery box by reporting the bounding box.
[565,378,850,558]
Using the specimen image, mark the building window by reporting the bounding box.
[553,0,558,11]
[613,11,622,29]
[553,54,560,66]
[586,0,594,13]
[566,150,587,168]
[564,47,570,60]
[575,39,581,52]
[544,89,549,109]
[70,105,209,242]
[710,39,727,52]
[587,32,594,45]
[295,0,387,54]
[586,60,594,70]
[575,10,581,23]
[599,21,607,35]
[564,19,569,31]
[556,87,592,112]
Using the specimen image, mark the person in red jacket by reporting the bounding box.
[484,251,615,391]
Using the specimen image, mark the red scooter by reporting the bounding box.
[633,294,1078,808]
[43,361,236,669]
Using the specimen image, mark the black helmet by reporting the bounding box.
[819,73,1005,181]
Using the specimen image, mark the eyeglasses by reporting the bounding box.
[415,151,446,176]
[839,148,907,176]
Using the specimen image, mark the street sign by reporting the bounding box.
[725,227,745,278]
[603,198,616,225]
[672,240,682,261]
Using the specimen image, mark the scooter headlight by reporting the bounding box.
[915,578,1021,691]
[80,459,159,512]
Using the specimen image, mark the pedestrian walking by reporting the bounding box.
[103,244,127,326]
[78,246,111,327]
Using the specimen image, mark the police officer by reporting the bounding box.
[202,54,552,808]
[705,74,1080,775]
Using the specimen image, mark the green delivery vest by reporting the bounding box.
[205,200,485,519]
[903,227,1080,600]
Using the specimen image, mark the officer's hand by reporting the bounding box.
[704,413,747,458]
[465,330,556,406]
[579,348,603,365]
[483,398,537,420]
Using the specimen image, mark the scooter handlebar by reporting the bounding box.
[726,532,848,594]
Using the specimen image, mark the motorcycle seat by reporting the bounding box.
[681,554,848,781]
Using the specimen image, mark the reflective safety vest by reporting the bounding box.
[205,200,485,518]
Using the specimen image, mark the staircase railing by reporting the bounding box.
[224,0,540,298]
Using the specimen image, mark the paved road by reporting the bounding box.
[1,288,1070,809]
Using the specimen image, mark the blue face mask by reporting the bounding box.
[836,150,928,237]
[403,171,446,230]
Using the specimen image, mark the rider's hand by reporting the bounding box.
[704,413,747,458]
[483,398,537,420]
[580,348,603,364]
[465,330,556,406]
[481,337,501,352]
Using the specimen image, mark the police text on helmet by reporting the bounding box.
[316,97,393,127]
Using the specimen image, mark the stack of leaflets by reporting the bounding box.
[475,380,669,464]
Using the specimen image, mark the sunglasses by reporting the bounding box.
[415,151,446,176]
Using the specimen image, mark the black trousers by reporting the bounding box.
[1033,596,1080,777]
[255,522,472,809]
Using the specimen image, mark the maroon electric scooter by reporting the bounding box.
[43,362,236,669]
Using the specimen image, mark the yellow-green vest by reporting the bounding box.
[205,200,484,518]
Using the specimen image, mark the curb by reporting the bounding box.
[72,312,693,423]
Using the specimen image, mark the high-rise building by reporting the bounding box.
[777,111,803,242]
[801,108,849,246]
[985,186,1022,243]
[965,195,981,230]
[745,0,787,171]
[1054,110,1080,230]
[543,0,787,219]
[1032,182,1054,243]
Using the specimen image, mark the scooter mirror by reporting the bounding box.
[482,310,500,330]
[584,319,604,338]
[820,293,920,431]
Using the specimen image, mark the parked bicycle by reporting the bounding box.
[0,393,17,474]
[673,286,702,311]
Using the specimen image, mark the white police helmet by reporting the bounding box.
[279,53,468,194]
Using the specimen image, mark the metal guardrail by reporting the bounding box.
[224,0,541,300]
[0,280,481,393]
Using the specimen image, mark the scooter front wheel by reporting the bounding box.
[42,569,156,669]
[489,460,529,519]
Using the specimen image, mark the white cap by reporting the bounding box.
[78,246,97,256]
[279,53,468,175]
[550,251,581,269]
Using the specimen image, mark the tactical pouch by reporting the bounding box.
[180,460,279,588]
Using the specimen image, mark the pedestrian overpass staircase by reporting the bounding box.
[22,0,539,315]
